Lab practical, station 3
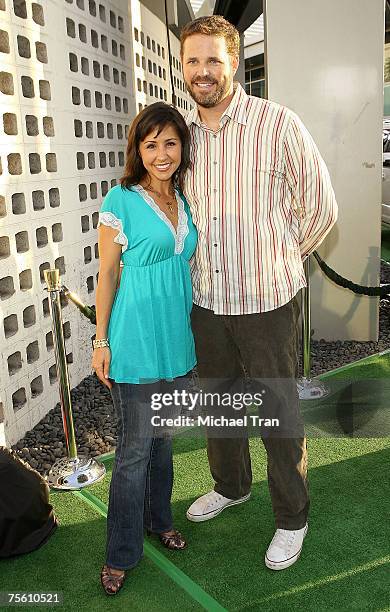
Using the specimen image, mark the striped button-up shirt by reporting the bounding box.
[184,84,338,315]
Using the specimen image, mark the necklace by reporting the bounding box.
[145,183,176,214]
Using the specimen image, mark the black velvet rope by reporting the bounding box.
[312,251,390,298]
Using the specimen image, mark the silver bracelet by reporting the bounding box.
[93,338,110,349]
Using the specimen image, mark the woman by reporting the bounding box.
[91,103,197,595]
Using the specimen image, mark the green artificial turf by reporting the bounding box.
[382,223,390,262]
[1,355,389,611]
[0,493,199,612]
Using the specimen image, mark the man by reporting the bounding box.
[180,16,338,570]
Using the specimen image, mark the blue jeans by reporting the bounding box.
[106,380,177,570]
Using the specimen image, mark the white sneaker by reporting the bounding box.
[265,524,308,570]
[186,490,251,522]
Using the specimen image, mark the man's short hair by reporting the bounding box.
[180,15,240,59]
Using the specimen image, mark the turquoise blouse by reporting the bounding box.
[98,184,198,383]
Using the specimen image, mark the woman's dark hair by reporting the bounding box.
[120,102,191,192]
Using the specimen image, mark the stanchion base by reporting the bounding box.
[46,455,106,490]
[297,377,330,400]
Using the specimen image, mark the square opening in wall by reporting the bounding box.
[21,76,34,98]
[87,152,95,169]
[91,29,98,48]
[76,0,84,9]
[66,353,73,364]
[8,351,22,375]
[45,330,53,350]
[93,61,100,78]
[85,121,93,138]
[81,57,89,75]
[8,153,22,175]
[13,0,27,18]
[63,321,71,339]
[39,261,50,282]
[94,243,99,258]
[60,292,68,309]
[74,119,82,138]
[0,72,14,95]
[115,97,121,112]
[109,10,116,28]
[83,89,91,106]
[111,178,116,188]
[101,34,108,52]
[52,223,63,242]
[111,40,117,56]
[39,79,51,100]
[77,152,85,170]
[123,99,128,113]
[84,246,92,263]
[46,153,57,172]
[0,195,5,217]
[0,276,15,300]
[107,123,113,139]
[49,363,57,384]
[54,256,65,275]
[36,226,48,248]
[95,91,102,108]
[89,0,96,16]
[0,30,10,54]
[103,64,110,81]
[79,23,87,43]
[42,296,49,317]
[86,276,94,293]
[113,68,119,84]
[23,304,36,327]
[69,53,78,72]
[26,340,39,363]
[101,180,108,196]
[0,235,10,258]
[19,269,32,290]
[66,17,75,38]
[30,375,43,397]
[97,122,104,138]
[17,35,30,58]
[49,188,60,208]
[29,153,41,174]
[79,184,87,201]
[26,114,39,136]
[99,152,106,168]
[32,190,45,210]
[32,3,45,26]
[35,42,48,63]
[92,211,98,228]
[99,4,105,22]
[117,124,123,139]
[4,313,18,338]
[15,230,29,252]
[3,112,18,136]
[90,183,97,199]
[118,16,124,32]
[43,117,54,137]
[109,151,115,167]
[81,215,89,232]
[12,192,26,214]
[72,86,81,105]
[12,387,26,411]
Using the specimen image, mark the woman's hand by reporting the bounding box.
[91,347,112,389]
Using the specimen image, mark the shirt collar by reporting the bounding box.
[185,83,248,128]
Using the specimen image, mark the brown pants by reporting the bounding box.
[191,297,309,530]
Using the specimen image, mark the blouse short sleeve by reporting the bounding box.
[98,186,129,253]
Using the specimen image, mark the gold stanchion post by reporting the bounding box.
[44,269,105,489]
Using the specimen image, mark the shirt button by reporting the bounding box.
[213,243,217,247]
[213,161,217,165]
[213,216,217,220]
[213,188,217,193]
[215,269,220,273]
[212,134,217,138]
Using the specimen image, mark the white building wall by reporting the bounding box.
[0,0,190,446]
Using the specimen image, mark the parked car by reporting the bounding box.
[382,118,390,225]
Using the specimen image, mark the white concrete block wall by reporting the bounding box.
[1,0,194,447]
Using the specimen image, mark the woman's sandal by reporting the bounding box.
[100,565,126,595]
[158,530,187,550]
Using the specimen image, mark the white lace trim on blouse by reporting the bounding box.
[133,184,189,255]
[98,212,128,253]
